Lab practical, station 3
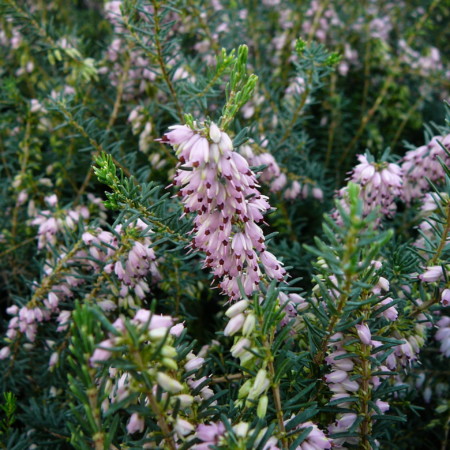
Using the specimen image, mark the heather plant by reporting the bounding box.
[0,0,449,449]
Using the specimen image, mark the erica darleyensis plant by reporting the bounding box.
[1,1,450,449]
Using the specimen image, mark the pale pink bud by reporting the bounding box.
[378,298,398,321]
[44,194,58,207]
[231,338,251,357]
[0,347,11,359]
[223,313,245,336]
[312,187,324,200]
[356,323,372,345]
[184,357,205,372]
[127,413,144,434]
[6,305,18,315]
[420,266,443,282]
[325,370,348,384]
[90,339,114,365]
[377,277,390,291]
[375,399,390,413]
[49,352,59,368]
[170,323,185,336]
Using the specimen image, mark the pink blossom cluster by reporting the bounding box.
[2,304,49,346]
[194,421,283,449]
[90,310,183,366]
[0,20,23,51]
[101,1,157,99]
[163,121,286,299]
[239,144,323,202]
[351,154,402,216]
[401,134,450,203]
[279,292,309,327]
[399,40,444,78]
[301,1,342,43]
[385,326,425,370]
[1,201,161,358]
[31,194,90,249]
[102,2,192,100]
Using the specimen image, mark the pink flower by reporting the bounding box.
[184,357,205,372]
[0,347,11,360]
[356,323,372,345]
[296,421,332,449]
[196,422,225,446]
[420,266,444,282]
[224,313,245,336]
[325,370,348,384]
[377,298,398,321]
[90,339,114,365]
[333,154,403,224]
[126,413,144,434]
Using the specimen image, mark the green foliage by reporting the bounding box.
[0,0,449,448]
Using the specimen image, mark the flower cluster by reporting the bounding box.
[239,143,323,201]
[401,133,450,203]
[333,154,402,224]
[1,202,160,360]
[163,122,286,299]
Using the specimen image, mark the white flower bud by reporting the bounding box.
[233,422,249,438]
[218,131,233,152]
[225,300,249,318]
[209,122,222,143]
[257,395,268,419]
[175,418,194,436]
[248,369,269,399]
[238,379,253,398]
[242,313,256,336]
[174,394,194,407]
[156,372,183,393]
[161,345,177,358]
[149,327,169,340]
[161,358,178,371]
[210,143,220,163]
[224,313,245,336]
[231,338,251,357]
